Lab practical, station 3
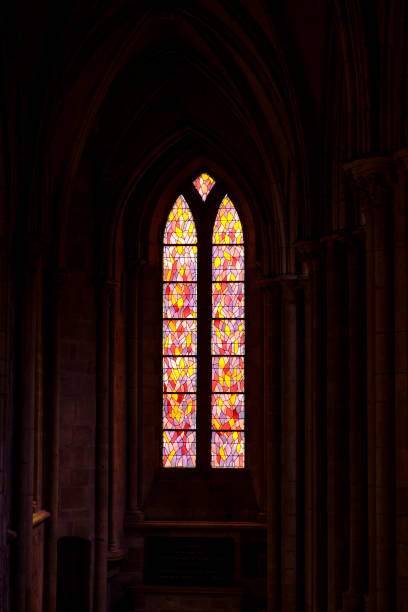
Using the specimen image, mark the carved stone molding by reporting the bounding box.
[393,147,408,171]
[344,156,397,211]
[295,240,322,277]
[97,277,119,298]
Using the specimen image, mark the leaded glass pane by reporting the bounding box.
[163,245,197,282]
[211,356,244,393]
[163,393,196,429]
[163,320,197,356]
[163,430,196,468]
[163,283,197,319]
[163,196,197,468]
[211,431,244,468]
[212,245,245,282]
[164,195,197,244]
[212,393,245,430]
[212,282,245,318]
[211,319,245,355]
[213,196,243,244]
[211,196,245,468]
[193,173,215,201]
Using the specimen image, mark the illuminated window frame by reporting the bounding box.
[161,174,245,469]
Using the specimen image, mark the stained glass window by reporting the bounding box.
[211,196,245,468]
[193,173,215,201]
[163,195,197,467]
[162,185,245,470]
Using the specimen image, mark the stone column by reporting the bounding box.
[14,235,46,612]
[345,157,396,612]
[262,282,280,612]
[279,276,300,612]
[297,243,325,612]
[323,237,349,611]
[45,269,68,612]
[341,234,367,612]
[127,259,146,518]
[94,279,115,612]
[392,148,408,612]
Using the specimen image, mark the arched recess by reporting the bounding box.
[107,140,274,525]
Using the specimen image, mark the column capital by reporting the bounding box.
[344,156,397,211]
[393,147,408,171]
[295,240,323,277]
[257,274,304,292]
[96,277,119,298]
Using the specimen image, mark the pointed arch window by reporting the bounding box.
[162,175,245,468]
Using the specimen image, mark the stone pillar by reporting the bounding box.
[323,238,349,610]
[94,279,115,612]
[392,148,408,612]
[108,279,126,557]
[127,259,146,518]
[342,235,367,612]
[14,235,46,612]
[263,283,280,612]
[345,157,396,612]
[279,277,300,612]
[45,269,68,612]
[297,243,325,612]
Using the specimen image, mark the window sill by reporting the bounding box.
[33,509,51,528]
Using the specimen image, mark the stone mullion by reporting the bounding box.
[44,269,68,612]
[263,284,280,612]
[298,244,324,612]
[94,279,115,612]
[345,157,396,612]
[392,148,408,612]
[14,235,46,612]
[324,238,349,611]
[279,277,299,612]
[342,236,367,612]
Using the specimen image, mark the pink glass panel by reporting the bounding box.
[163,430,196,467]
[163,245,197,282]
[211,356,244,393]
[211,319,244,355]
[164,195,197,244]
[212,394,244,430]
[212,282,244,318]
[163,283,197,319]
[163,320,197,356]
[213,196,243,244]
[193,173,215,201]
[211,431,244,468]
[163,393,196,429]
[212,245,244,282]
[163,356,197,393]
